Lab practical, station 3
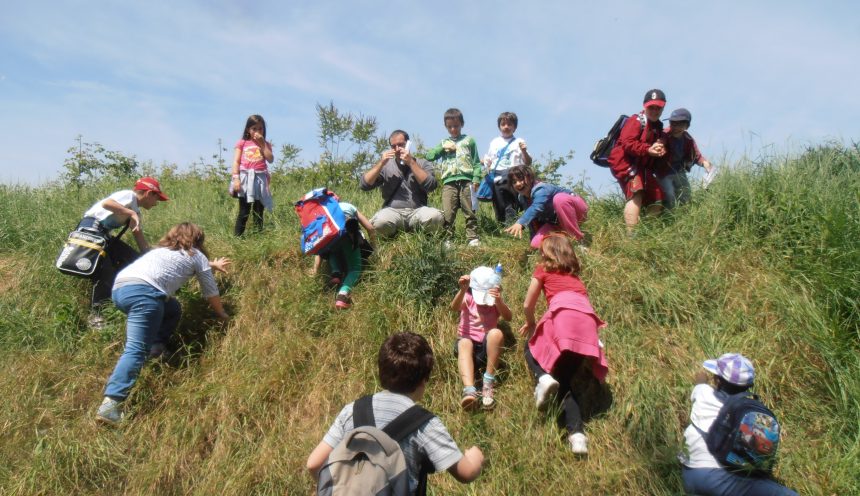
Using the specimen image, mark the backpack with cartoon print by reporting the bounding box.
[703,392,781,475]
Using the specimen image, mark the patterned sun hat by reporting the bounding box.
[702,353,755,386]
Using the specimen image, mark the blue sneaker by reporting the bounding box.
[96,397,124,425]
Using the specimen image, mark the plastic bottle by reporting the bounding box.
[492,263,503,287]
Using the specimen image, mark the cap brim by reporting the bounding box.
[155,192,169,201]
[702,359,719,375]
[644,100,666,108]
[472,289,495,306]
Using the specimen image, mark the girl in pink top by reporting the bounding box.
[230,115,274,236]
[520,233,608,455]
[450,266,512,410]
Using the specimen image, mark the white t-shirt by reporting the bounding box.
[83,190,141,231]
[114,247,218,298]
[484,136,527,174]
[681,383,725,468]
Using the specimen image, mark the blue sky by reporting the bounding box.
[2,1,859,194]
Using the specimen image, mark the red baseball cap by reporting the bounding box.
[643,88,667,108]
[134,177,169,201]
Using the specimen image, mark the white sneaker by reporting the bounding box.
[569,432,588,454]
[467,239,481,247]
[534,374,559,411]
[96,397,124,425]
[443,240,454,250]
[87,312,106,330]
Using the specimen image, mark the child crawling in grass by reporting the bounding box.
[520,233,608,454]
[450,266,512,409]
[310,201,375,309]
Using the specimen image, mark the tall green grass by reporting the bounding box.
[0,143,858,494]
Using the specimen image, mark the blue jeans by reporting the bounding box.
[104,284,181,400]
[681,467,798,496]
[658,172,692,209]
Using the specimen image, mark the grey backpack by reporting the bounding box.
[317,395,436,496]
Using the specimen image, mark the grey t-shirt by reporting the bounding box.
[359,159,438,209]
[322,390,462,493]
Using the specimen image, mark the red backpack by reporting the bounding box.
[294,188,347,255]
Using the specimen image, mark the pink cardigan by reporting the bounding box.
[528,291,609,382]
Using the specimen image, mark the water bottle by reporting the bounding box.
[491,263,503,288]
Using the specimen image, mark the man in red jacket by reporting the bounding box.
[607,89,667,234]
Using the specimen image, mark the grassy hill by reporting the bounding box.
[0,143,858,495]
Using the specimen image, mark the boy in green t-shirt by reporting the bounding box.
[425,108,482,247]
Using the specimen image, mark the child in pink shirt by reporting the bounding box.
[450,266,512,410]
[520,233,608,454]
[230,114,274,236]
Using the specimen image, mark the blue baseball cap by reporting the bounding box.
[703,353,755,386]
[669,108,692,123]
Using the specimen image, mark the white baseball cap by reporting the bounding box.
[469,266,499,306]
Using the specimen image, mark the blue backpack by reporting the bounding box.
[294,188,347,255]
[702,392,781,475]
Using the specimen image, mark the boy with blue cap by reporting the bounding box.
[658,108,715,209]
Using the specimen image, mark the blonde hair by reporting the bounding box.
[539,233,580,275]
[158,222,208,257]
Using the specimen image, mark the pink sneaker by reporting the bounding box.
[335,293,351,309]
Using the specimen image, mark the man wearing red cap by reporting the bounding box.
[76,177,169,328]
[607,89,667,235]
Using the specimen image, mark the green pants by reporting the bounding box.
[326,235,362,294]
[442,180,478,241]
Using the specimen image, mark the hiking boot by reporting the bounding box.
[460,388,478,410]
[149,342,166,359]
[96,397,124,425]
[87,312,106,330]
[534,374,559,411]
[569,432,588,455]
[481,381,496,409]
[335,292,352,310]
[468,239,481,247]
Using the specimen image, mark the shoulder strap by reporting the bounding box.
[383,404,436,496]
[382,177,404,208]
[382,404,435,442]
[353,395,375,427]
[492,138,516,172]
[112,219,131,240]
[636,113,648,140]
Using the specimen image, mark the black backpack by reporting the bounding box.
[317,395,436,496]
[700,392,781,475]
[590,114,645,167]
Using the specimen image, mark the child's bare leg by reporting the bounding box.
[623,192,643,233]
[458,339,475,387]
[485,328,504,376]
